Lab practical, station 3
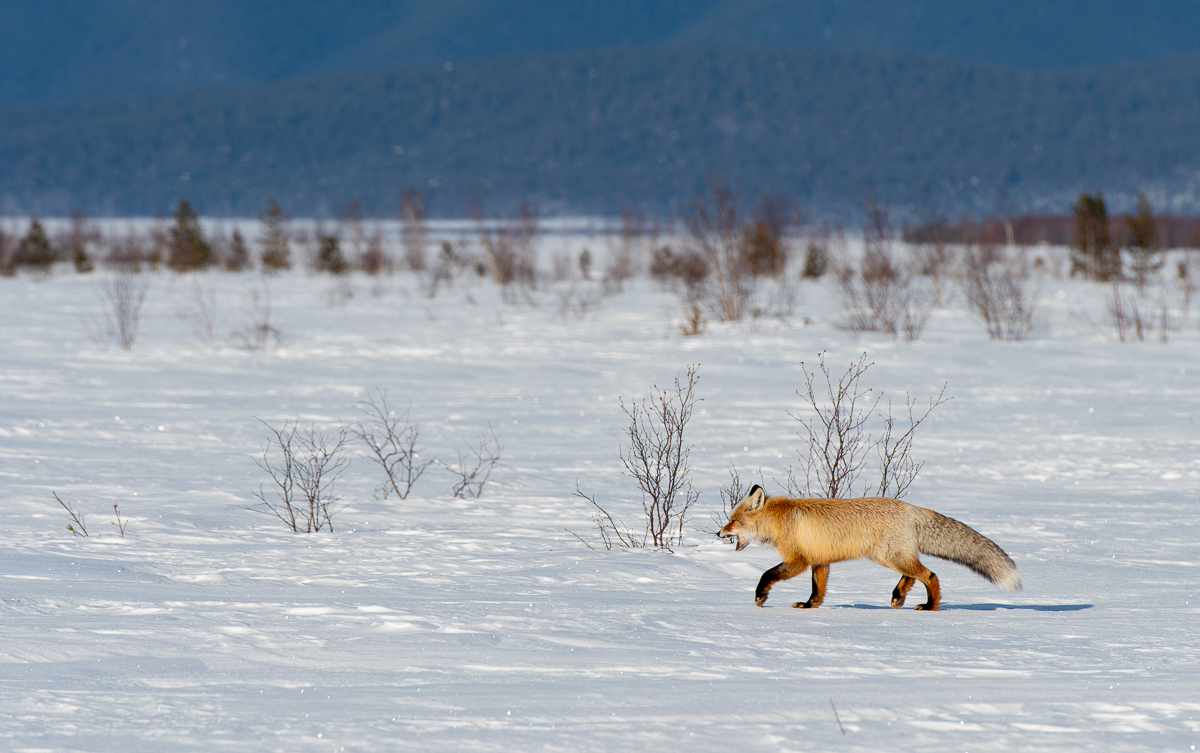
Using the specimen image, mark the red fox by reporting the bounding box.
[717,485,1021,610]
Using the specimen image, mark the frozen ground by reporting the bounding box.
[2,249,1199,752]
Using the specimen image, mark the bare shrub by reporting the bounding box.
[232,282,281,350]
[419,241,462,299]
[1109,282,1146,342]
[59,211,99,274]
[401,190,427,272]
[351,387,433,500]
[103,227,151,271]
[837,259,933,341]
[571,367,701,552]
[177,279,219,346]
[53,492,89,537]
[551,250,575,282]
[650,245,710,297]
[474,201,538,295]
[360,223,388,275]
[960,245,1040,340]
[704,463,749,536]
[1110,282,1176,343]
[94,270,150,350]
[570,485,644,550]
[837,191,933,340]
[249,419,350,533]
[605,206,656,289]
[557,286,601,319]
[111,504,128,537]
[785,353,947,500]
[618,365,700,550]
[686,184,753,321]
[439,424,503,499]
[1176,256,1196,329]
[678,300,707,336]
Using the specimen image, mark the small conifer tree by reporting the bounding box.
[258,199,292,272]
[1125,192,1163,291]
[225,228,251,272]
[168,199,212,272]
[802,241,828,279]
[17,217,55,273]
[317,234,349,275]
[1070,192,1120,281]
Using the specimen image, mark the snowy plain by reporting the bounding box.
[2,229,1199,752]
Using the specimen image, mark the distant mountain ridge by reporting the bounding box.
[3,0,1200,106]
[3,45,1200,218]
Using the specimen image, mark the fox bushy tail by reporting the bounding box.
[917,510,1022,590]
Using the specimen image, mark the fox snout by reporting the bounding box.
[718,526,749,551]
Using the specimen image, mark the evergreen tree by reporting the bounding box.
[17,217,55,272]
[316,234,349,275]
[168,199,212,272]
[67,211,95,274]
[1125,192,1163,290]
[258,199,292,272]
[1070,192,1120,281]
[225,228,251,272]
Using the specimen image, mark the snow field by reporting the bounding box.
[2,246,1199,751]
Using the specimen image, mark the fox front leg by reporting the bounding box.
[754,561,808,607]
[792,563,829,609]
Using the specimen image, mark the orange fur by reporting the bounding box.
[718,485,1020,610]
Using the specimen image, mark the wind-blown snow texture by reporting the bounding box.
[2,237,1198,751]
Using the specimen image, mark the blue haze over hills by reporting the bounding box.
[3,1,1199,217]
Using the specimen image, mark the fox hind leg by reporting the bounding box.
[890,576,915,609]
[755,561,808,607]
[793,563,829,609]
[904,561,940,611]
[913,569,940,611]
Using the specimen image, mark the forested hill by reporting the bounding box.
[4,46,1200,218]
[4,0,1200,106]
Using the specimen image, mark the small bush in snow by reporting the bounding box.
[785,352,948,500]
[576,366,700,552]
[352,387,434,500]
[249,418,351,533]
[439,424,503,499]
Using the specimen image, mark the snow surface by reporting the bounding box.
[2,247,1199,752]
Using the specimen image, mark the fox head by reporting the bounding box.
[718,484,767,551]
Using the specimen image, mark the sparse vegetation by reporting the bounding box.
[54,492,89,537]
[578,366,701,552]
[785,353,948,500]
[17,217,55,274]
[1071,191,1121,282]
[440,424,503,499]
[167,199,213,273]
[1125,192,1163,291]
[960,245,1039,341]
[95,270,150,350]
[249,418,351,533]
[352,388,434,500]
[232,282,281,350]
[258,199,292,272]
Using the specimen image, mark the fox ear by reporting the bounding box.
[743,484,766,512]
